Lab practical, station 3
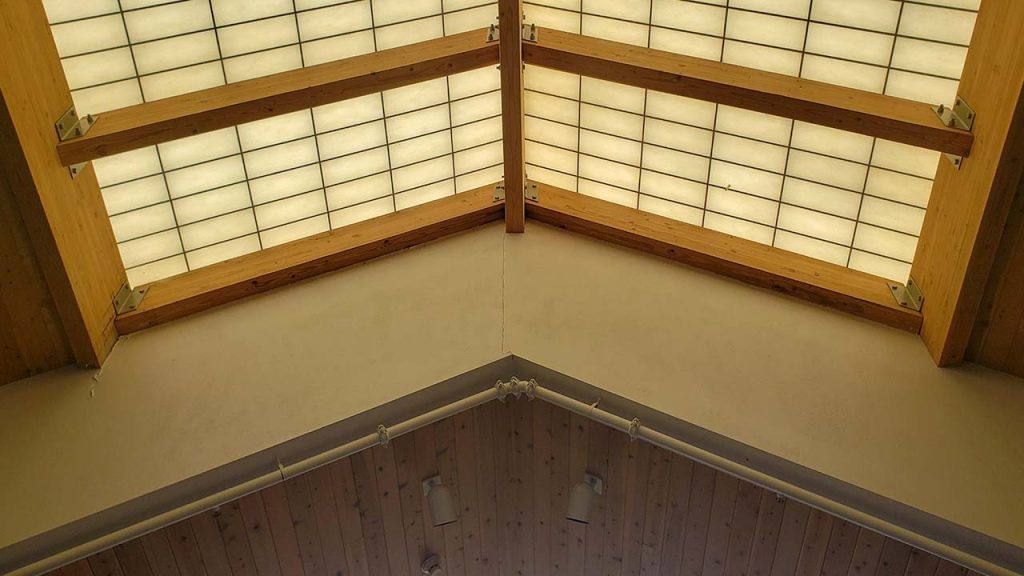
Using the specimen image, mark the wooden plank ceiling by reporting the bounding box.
[50,400,972,576]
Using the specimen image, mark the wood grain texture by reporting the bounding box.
[526,182,922,332]
[48,401,953,576]
[56,30,499,165]
[913,0,1024,365]
[968,175,1024,376]
[499,0,525,233]
[522,27,972,156]
[0,0,125,373]
[115,184,503,334]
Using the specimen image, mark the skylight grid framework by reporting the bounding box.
[521,0,978,282]
[44,0,501,286]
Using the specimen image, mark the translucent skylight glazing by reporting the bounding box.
[522,0,979,282]
[44,0,500,286]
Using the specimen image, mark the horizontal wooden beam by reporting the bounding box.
[523,28,973,157]
[115,186,503,334]
[58,29,499,166]
[526,182,922,332]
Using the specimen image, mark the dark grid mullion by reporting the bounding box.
[291,0,331,237]
[206,0,263,259]
[368,0,399,214]
[574,2,584,193]
[440,1,458,195]
[770,0,814,248]
[115,0,187,278]
[635,0,655,209]
[848,2,907,269]
[701,0,729,227]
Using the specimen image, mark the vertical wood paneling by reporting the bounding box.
[601,430,630,576]
[328,458,371,576]
[621,440,652,576]
[238,492,283,576]
[372,444,411,576]
[531,401,553,576]
[658,454,693,576]
[215,501,257,576]
[584,420,611,576]
[140,531,180,576]
[681,463,717,576]
[846,528,886,576]
[567,412,589,576]
[350,450,389,574]
[795,509,835,576]
[549,405,571,576]
[874,538,914,576]
[413,426,447,567]
[393,433,428,576]
[723,480,762,576]
[307,466,349,576]
[454,411,484,575]
[164,521,207,576]
[435,419,466,576]
[284,477,327,576]
[474,401,501,576]
[113,540,154,576]
[189,511,233,576]
[747,492,787,576]
[87,549,124,576]
[638,447,672,575]
[57,402,961,576]
[261,483,306,576]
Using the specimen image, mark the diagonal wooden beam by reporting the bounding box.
[525,182,922,332]
[115,185,504,334]
[57,29,499,166]
[498,0,525,233]
[523,28,973,157]
[913,0,1024,366]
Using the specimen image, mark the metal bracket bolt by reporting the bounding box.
[932,96,975,170]
[887,276,924,312]
[56,106,96,179]
[113,281,148,315]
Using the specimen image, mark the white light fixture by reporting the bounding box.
[422,475,457,527]
[566,472,604,524]
[421,554,442,576]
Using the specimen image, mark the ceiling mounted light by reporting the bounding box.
[566,472,604,524]
[421,554,442,576]
[422,475,457,527]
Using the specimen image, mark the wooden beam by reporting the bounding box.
[912,0,1024,366]
[523,28,973,157]
[115,186,503,334]
[525,182,922,333]
[499,0,525,233]
[57,29,499,166]
[0,0,125,372]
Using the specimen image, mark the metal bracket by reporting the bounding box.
[627,418,641,441]
[485,22,538,42]
[522,22,538,43]
[377,424,391,447]
[113,281,148,315]
[525,180,539,202]
[56,106,95,178]
[932,96,975,169]
[493,182,505,201]
[887,276,924,312]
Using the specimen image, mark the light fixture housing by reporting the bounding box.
[421,554,442,576]
[422,475,457,527]
[566,472,604,524]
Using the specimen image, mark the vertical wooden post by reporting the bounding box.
[912,0,1024,365]
[499,0,526,233]
[0,0,126,376]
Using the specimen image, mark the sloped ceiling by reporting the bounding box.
[1,222,1022,573]
[40,400,973,576]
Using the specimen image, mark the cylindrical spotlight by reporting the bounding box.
[566,473,604,524]
[422,475,457,527]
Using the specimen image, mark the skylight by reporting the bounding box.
[45,0,979,285]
